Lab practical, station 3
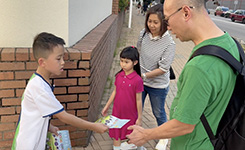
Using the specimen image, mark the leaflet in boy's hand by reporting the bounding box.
[46,130,72,150]
[96,115,130,128]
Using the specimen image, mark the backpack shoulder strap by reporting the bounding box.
[189,39,245,75]
[189,38,245,147]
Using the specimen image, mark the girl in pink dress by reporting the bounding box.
[102,46,144,150]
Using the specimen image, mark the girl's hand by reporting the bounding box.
[136,118,142,126]
[101,107,108,116]
[49,124,59,135]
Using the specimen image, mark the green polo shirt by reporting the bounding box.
[170,32,239,150]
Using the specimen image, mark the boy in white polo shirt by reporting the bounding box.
[12,32,108,150]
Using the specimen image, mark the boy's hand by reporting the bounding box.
[49,124,59,135]
[93,123,109,133]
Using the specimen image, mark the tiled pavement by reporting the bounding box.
[73,5,194,150]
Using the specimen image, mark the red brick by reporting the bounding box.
[68,86,90,94]
[16,106,21,114]
[77,110,88,117]
[66,110,75,115]
[64,49,69,61]
[54,78,77,86]
[16,48,29,61]
[70,131,86,139]
[56,95,77,103]
[81,117,88,121]
[62,103,66,108]
[2,98,21,106]
[0,72,14,80]
[0,90,14,98]
[68,70,90,77]
[67,48,81,60]
[0,123,15,131]
[0,140,13,148]
[0,107,15,115]
[78,78,89,85]
[59,126,78,132]
[78,94,89,101]
[26,62,38,70]
[29,48,35,61]
[3,131,15,139]
[50,70,67,79]
[64,61,77,69]
[15,71,34,79]
[53,87,67,94]
[1,48,15,61]
[0,132,2,139]
[1,115,19,123]
[71,138,87,147]
[16,89,24,97]
[0,62,25,71]
[50,119,65,126]
[67,102,88,109]
[79,61,90,68]
[81,52,91,60]
[0,80,26,89]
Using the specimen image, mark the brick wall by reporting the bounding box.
[0,12,125,150]
[112,0,119,15]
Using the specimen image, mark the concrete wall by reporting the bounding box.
[0,0,112,47]
[69,0,113,47]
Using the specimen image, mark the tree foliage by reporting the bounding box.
[119,0,129,12]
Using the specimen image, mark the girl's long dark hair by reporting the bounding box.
[116,46,141,76]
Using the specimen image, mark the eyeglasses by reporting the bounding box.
[164,6,194,26]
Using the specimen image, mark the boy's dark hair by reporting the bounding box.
[145,4,167,37]
[32,32,65,61]
[116,46,141,76]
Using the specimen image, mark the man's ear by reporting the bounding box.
[183,5,192,20]
[134,60,138,66]
[38,58,46,67]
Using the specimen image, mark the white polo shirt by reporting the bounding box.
[12,73,64,150]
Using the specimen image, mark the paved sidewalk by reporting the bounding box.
[73,6,194,150]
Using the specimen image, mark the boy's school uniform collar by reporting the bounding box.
[34,72,54,91]
[119,71,138,79]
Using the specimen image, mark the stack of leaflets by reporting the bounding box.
[46,130,72,150]
[96,115,130,128]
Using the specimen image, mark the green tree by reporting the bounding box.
[119,0,129,12]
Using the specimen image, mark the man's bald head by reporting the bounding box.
[164,0,206,11]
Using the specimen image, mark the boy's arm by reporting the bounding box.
[101,87,116,116]
[136,92,142,126]
[54,111,108,133]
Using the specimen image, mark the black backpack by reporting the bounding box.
[189,39,245,150]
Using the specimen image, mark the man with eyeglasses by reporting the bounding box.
[127,0,239,149]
